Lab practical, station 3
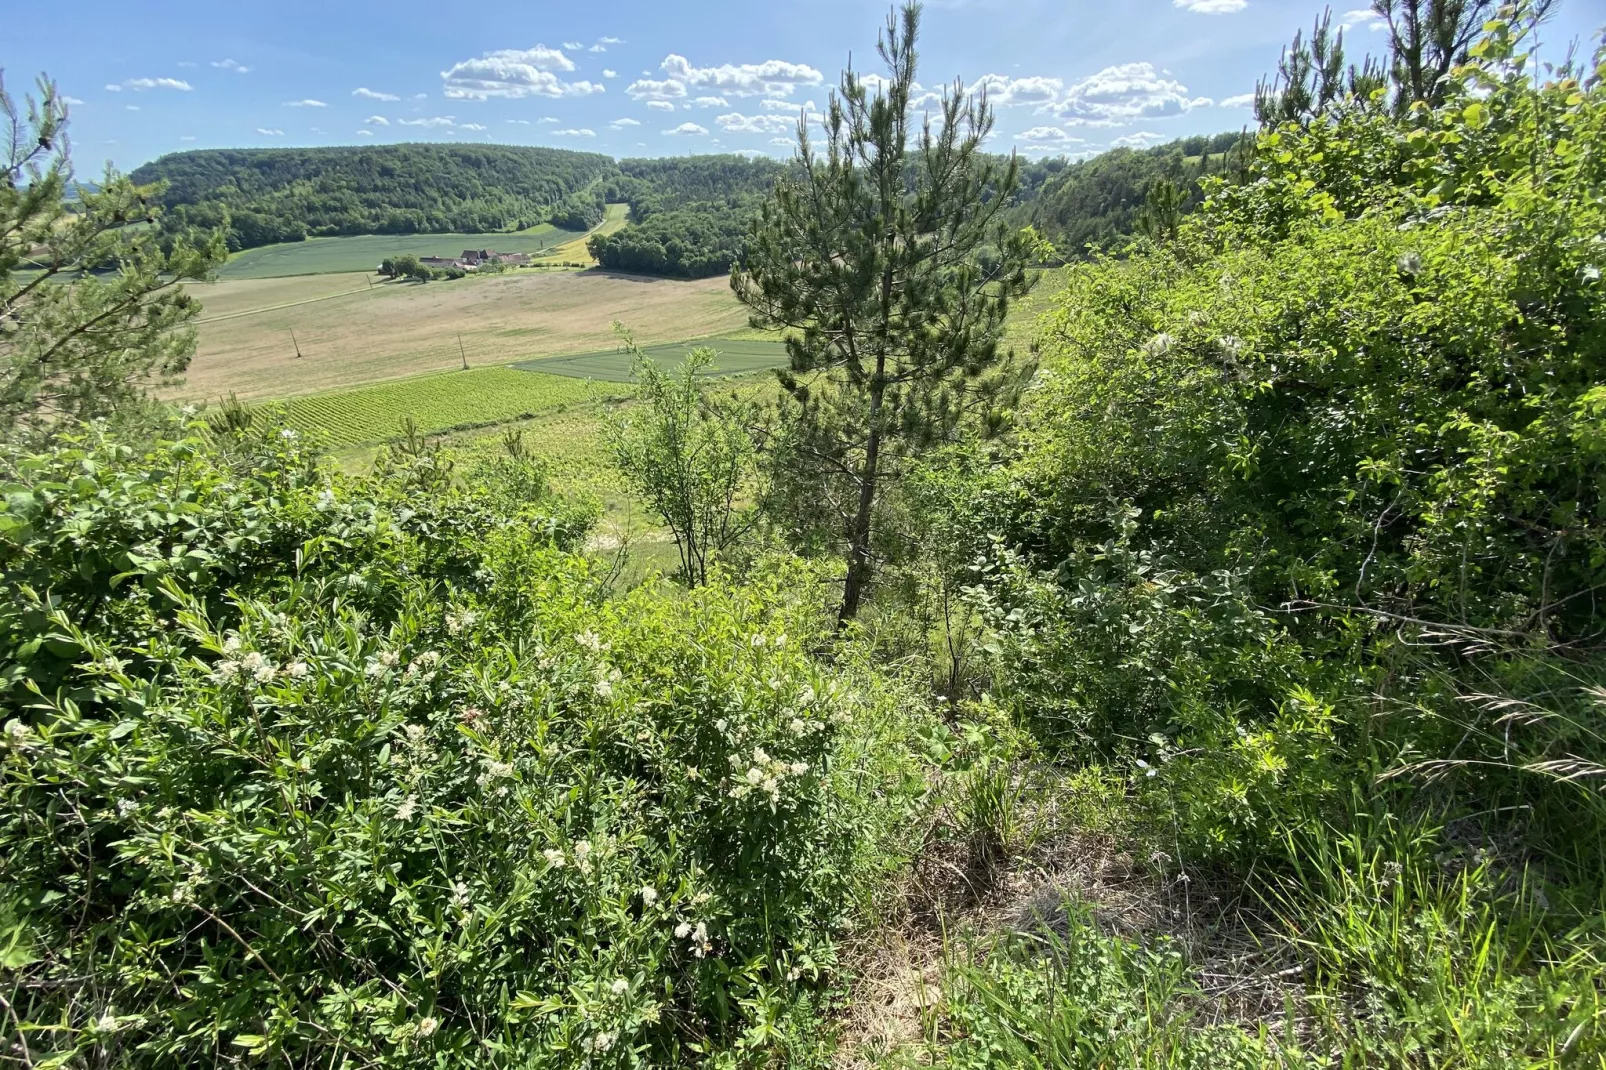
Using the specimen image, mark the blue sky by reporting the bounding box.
[8,0,1601,172]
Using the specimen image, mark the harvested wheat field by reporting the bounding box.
[178,270,748,402]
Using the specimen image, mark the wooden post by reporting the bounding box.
[458,333,468,371]
[290,328,303,359]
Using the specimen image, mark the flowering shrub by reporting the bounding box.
[0,424,931,1066]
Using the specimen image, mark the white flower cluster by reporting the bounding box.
[574,631,607,653]
[581,1029,616,1053]
[4,720,35,751]
[673,919,713,957]
[594,666,621,699]
[405,650,442,681]
[212,648,281,686]
[444,609,479,635]
[476,758,514,788]
[395,795,419,821]
[365,650,402,678]
[542,839,595,875]
[727,746,808,803]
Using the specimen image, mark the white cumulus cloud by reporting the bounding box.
[551,128,596,137]
[714,111,795,135]
[284,99,327,107]
[1339,7,1387,30]
[968,74,1063,107]
[1045,63,1209,124]
[609,117,641,127]
[123,77,192,91]
[602,69,618,79]
[664,121,709,135]
[440,46,604,100]
[660,53,824,98]
[211,59,251,74]
[693,95,729,107]
[61,95,85,105]
[563,41,584,51]
[1111,130,1169,148]
[1218,92,1255,108]
[1173,0,1248,12]
[646,100,676,112]
[364,115,390,126]
[399,116,456,128]
[459,122,487,131]
[256,128,284,136]
[356,130,374,138]
[353,87,400,101]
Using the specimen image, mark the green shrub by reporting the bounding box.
[0,421,933,1066]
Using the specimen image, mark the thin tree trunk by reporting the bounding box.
[838,375,885,625]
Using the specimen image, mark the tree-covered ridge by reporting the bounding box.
[588,156,788,278]
[132,143,615,250]
[1005,131,1249,258]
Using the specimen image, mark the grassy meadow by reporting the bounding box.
[514,337,789,381]
[182,269,750,401]
[216,226,584,280]
[272,367,615,450]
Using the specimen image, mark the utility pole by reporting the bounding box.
[290,328,303,359]
[458,333,468,371]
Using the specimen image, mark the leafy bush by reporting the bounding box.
[0,421,933,1066]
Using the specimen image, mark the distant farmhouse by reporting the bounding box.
[416,249,532,271]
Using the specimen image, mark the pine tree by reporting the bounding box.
[1,75,225,434]
[732,1,1041,624]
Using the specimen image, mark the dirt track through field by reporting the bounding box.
[180,270,748,402]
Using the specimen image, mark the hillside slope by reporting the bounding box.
[133,143,615,250]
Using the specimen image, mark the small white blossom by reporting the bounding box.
[404,723,427,743]
[117,798,138,819]
[417,1016,439,1038]
[316,490,336,509]
[640,886,658,905]
[395,796,419,821]
[95,1010,120,1033]
[451,881,471,910]
[789,718,807,735]
[575,631,606,653]
[280,428,299,441]
[5,720,34,749]
[583,1030,616,1053]
[790,762,808,777]
[674,921,692,938]
[610,978,629,995]
[543,848,567,868]
[1145,332,1174,357]
[213,660,241,682]
[750,634,766,648]
[379,650,400,668]
[222,636,242,655]
[283,661,310,680]
[745,767,764,785]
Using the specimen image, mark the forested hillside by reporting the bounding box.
[133,144,614,250]
[589,155,786,277]
[1008,130,1248,257]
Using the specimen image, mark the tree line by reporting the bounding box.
[132,143,616,251]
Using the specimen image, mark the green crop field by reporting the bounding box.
[272,366,625,449]
[219,228,585,281]
[513,337,790,382]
